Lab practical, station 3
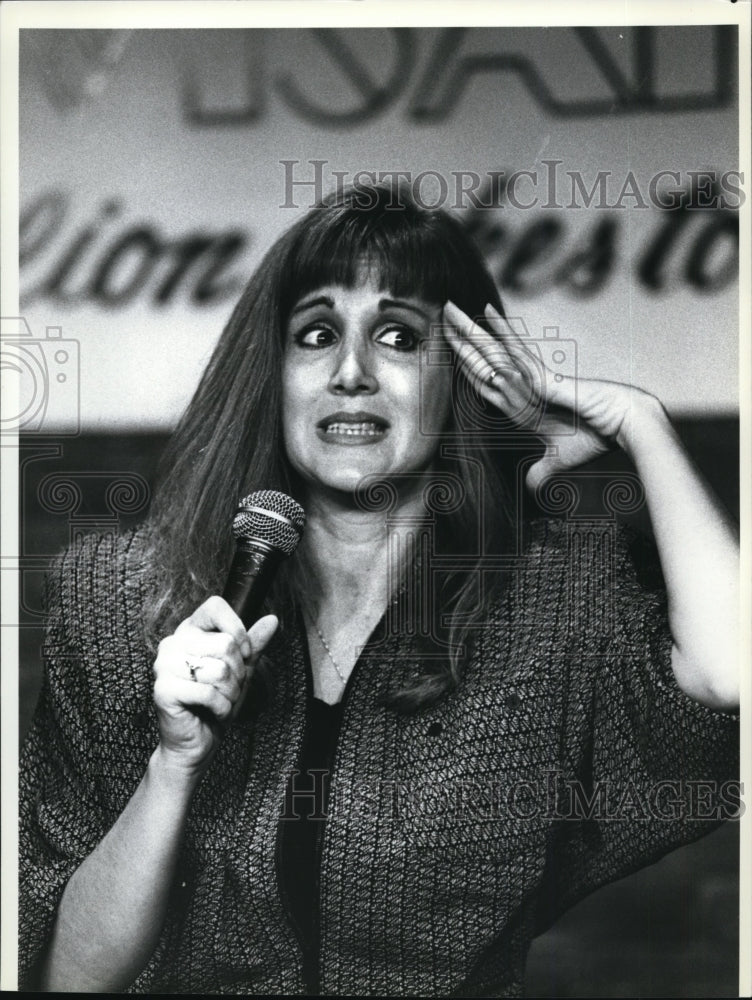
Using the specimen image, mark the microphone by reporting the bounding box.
[222,490,305,628]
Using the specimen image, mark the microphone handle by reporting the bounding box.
[222,541,283,629]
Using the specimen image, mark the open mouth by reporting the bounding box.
[324,421,384,436]
[317,412,389,442]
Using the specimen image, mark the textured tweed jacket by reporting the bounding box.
[19,518,738,996]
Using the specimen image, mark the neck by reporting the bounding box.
[298,477,431,606]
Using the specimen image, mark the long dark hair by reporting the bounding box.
[144,183,529,710]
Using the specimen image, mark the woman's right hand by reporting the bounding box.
[152,597,278,775]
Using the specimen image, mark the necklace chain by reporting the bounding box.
[303,557,423,688]
[307,613,348,685]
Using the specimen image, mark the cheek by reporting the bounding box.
[281,358,310,411]
[418,367,453,434]
[281,366,309,451]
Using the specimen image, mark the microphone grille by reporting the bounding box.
[232,490,305,556]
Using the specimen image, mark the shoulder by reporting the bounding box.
[44,525,153,649]
[493,518,666,654]
[521,517,662,587]
[523,515,639,551]
[49,524,151,589]
[39,526,159,727]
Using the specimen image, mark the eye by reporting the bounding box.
[294,324,337,348]
[376,325,419,351]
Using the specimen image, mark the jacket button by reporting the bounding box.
[132,708,150,729]
[505,691,521,709]
[427,721,443,737]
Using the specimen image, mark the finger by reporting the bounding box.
[246,614,279,661]
[171,629,247,680]
[444,323,530,409]
[226,616,278,724]
[444,302,542,403]
[482,303,541,372]
[185,656,242,704]
[444,322,553,436]
[181,596,252,658]
[444,301,515,376]
[483,303,582,411]
[231,660,257,722]
[156,633,246,691]
[442,323,495,392]
[481,305,553,405]
[155,674,234,723]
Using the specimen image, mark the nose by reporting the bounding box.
[328,340,377,395]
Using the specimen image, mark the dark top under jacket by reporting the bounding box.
[18,519,739,995]
[281,696,345,994]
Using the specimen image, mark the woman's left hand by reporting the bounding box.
[443,301,659,491]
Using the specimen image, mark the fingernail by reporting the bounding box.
[241,640,252,658]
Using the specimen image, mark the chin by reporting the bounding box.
[296,457,398,499]
[316,467,382,495]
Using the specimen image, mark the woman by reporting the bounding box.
[20,183,739,995]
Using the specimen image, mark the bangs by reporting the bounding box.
[278,202,466,319]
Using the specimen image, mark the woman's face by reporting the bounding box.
[282,271,453,497]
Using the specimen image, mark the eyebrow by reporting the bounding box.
[290,294,431,321]
[290,295,335,315]
[378,298,430,320]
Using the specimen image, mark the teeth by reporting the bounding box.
[325,422,384,436]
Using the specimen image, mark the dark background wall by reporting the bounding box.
[16,418,740,998]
